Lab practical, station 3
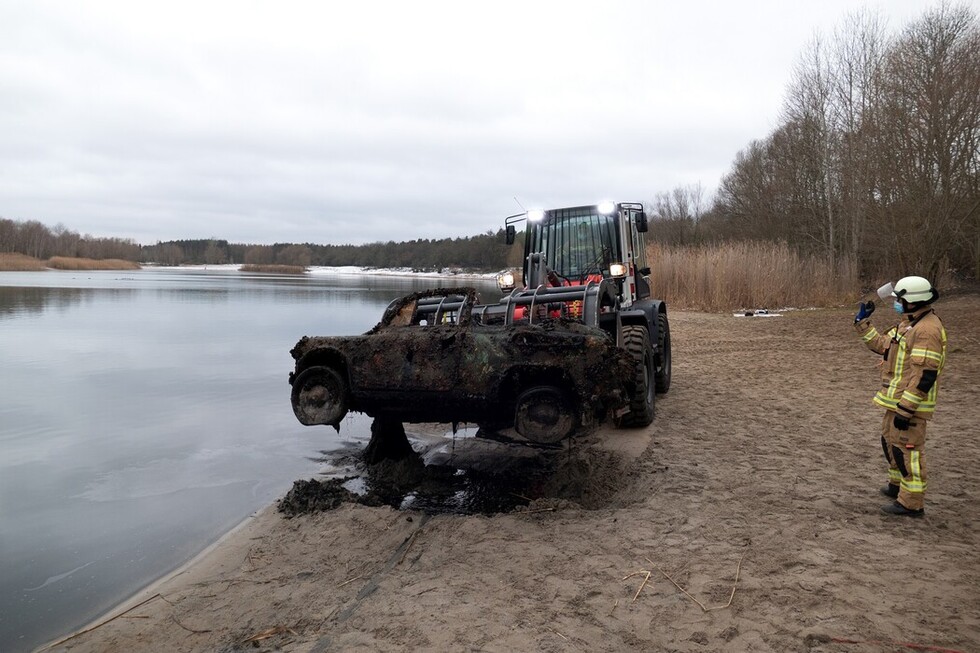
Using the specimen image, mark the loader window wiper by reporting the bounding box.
[578,249,610,282]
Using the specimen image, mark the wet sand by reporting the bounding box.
[44,297,980,652]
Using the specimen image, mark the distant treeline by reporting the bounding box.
[0,218,142,261]
[141,230,520,271]
[0,217,521,272]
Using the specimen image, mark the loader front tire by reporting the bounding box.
[615,325,655,428]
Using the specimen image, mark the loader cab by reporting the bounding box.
[505,202,651,307]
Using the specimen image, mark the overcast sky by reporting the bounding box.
[0,0,969,246]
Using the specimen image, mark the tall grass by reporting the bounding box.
[0,253,47,271]
[46,257,141,270]
[647,242,857,311]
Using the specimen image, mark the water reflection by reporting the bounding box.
[0,286,100,319]
[0,268,498,652]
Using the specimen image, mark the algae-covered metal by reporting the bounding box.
[289,287,634,444]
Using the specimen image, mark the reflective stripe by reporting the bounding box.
[935,327,948,377]
[901,451,926,494]
[914,328,946,412]
[900,391,923,409]
[874,328,908,410]
[885,334,908,399]
[888,469,903,483]
[874,395,899,409]
[870,322,946,416]
[911,348,943,362]
[924,327,948,410]
[878,396,936,412]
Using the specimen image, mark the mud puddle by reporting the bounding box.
[279,427,626,517]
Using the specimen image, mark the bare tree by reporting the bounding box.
[716,137,796,243]
[874,3,980,279]
[156,243,184,266]
[651,183,707,245]
[204,241,227,265]
[53,223,82,257]
[276,244,312,267]
[829,10,888,271]
[244,245,275,265]
[20,220,53,259]
[783,35,843,264]
[714,4,979,281]
[0,218,16,252]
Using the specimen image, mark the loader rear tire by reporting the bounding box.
[654,312,672,393]
[291,366,349,427]
[615,325,654,428]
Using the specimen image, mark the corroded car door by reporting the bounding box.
[352,299,463,395]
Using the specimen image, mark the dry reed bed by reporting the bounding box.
[647,242,856,312]
[240,264,307,274]
[0,254,141,271]
[0,253,48,271]
[46,257,141,270]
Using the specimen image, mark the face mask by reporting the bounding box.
[893,301,904,314]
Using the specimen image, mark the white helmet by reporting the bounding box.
[892,275,937,304]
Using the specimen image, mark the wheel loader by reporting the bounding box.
[496,201,671,426]
[288,201,671,449]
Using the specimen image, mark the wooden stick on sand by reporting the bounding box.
[645,554,745,612]
[621,570,653,603]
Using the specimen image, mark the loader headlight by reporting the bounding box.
[497,271,516,291]
[527,209,545,222]
[597,201,616,215]
[609,263,627,278]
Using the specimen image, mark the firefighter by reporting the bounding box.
[853,276,947,517]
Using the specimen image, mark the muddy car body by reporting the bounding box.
[289,287,635,445]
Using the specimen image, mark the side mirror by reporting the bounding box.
[505,225,516,245]
[635,212,649,233]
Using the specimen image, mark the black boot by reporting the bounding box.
[881,501,924,517]
[880,484,899,499]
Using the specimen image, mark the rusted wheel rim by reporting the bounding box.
[291,366,348,426]
[514,386,575,444]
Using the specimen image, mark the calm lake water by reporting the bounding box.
[0,267,498,652]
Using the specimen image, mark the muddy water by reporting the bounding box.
[0,267,498,652]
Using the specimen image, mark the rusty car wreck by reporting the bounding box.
[289,287,635,445]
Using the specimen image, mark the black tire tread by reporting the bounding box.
[654,312,672,394]
[616,325,654,428]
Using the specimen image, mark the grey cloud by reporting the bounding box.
[0,0,949,246]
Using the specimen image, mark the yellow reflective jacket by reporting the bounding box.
[855,307,946,419]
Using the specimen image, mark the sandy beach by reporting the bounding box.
[43,295,980,653]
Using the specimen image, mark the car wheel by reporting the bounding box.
[291,366,349,427]
[615,325,654,428]
[514,386,575,444]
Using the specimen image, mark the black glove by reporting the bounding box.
[893,413,911,431]
[854,300,875,323]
